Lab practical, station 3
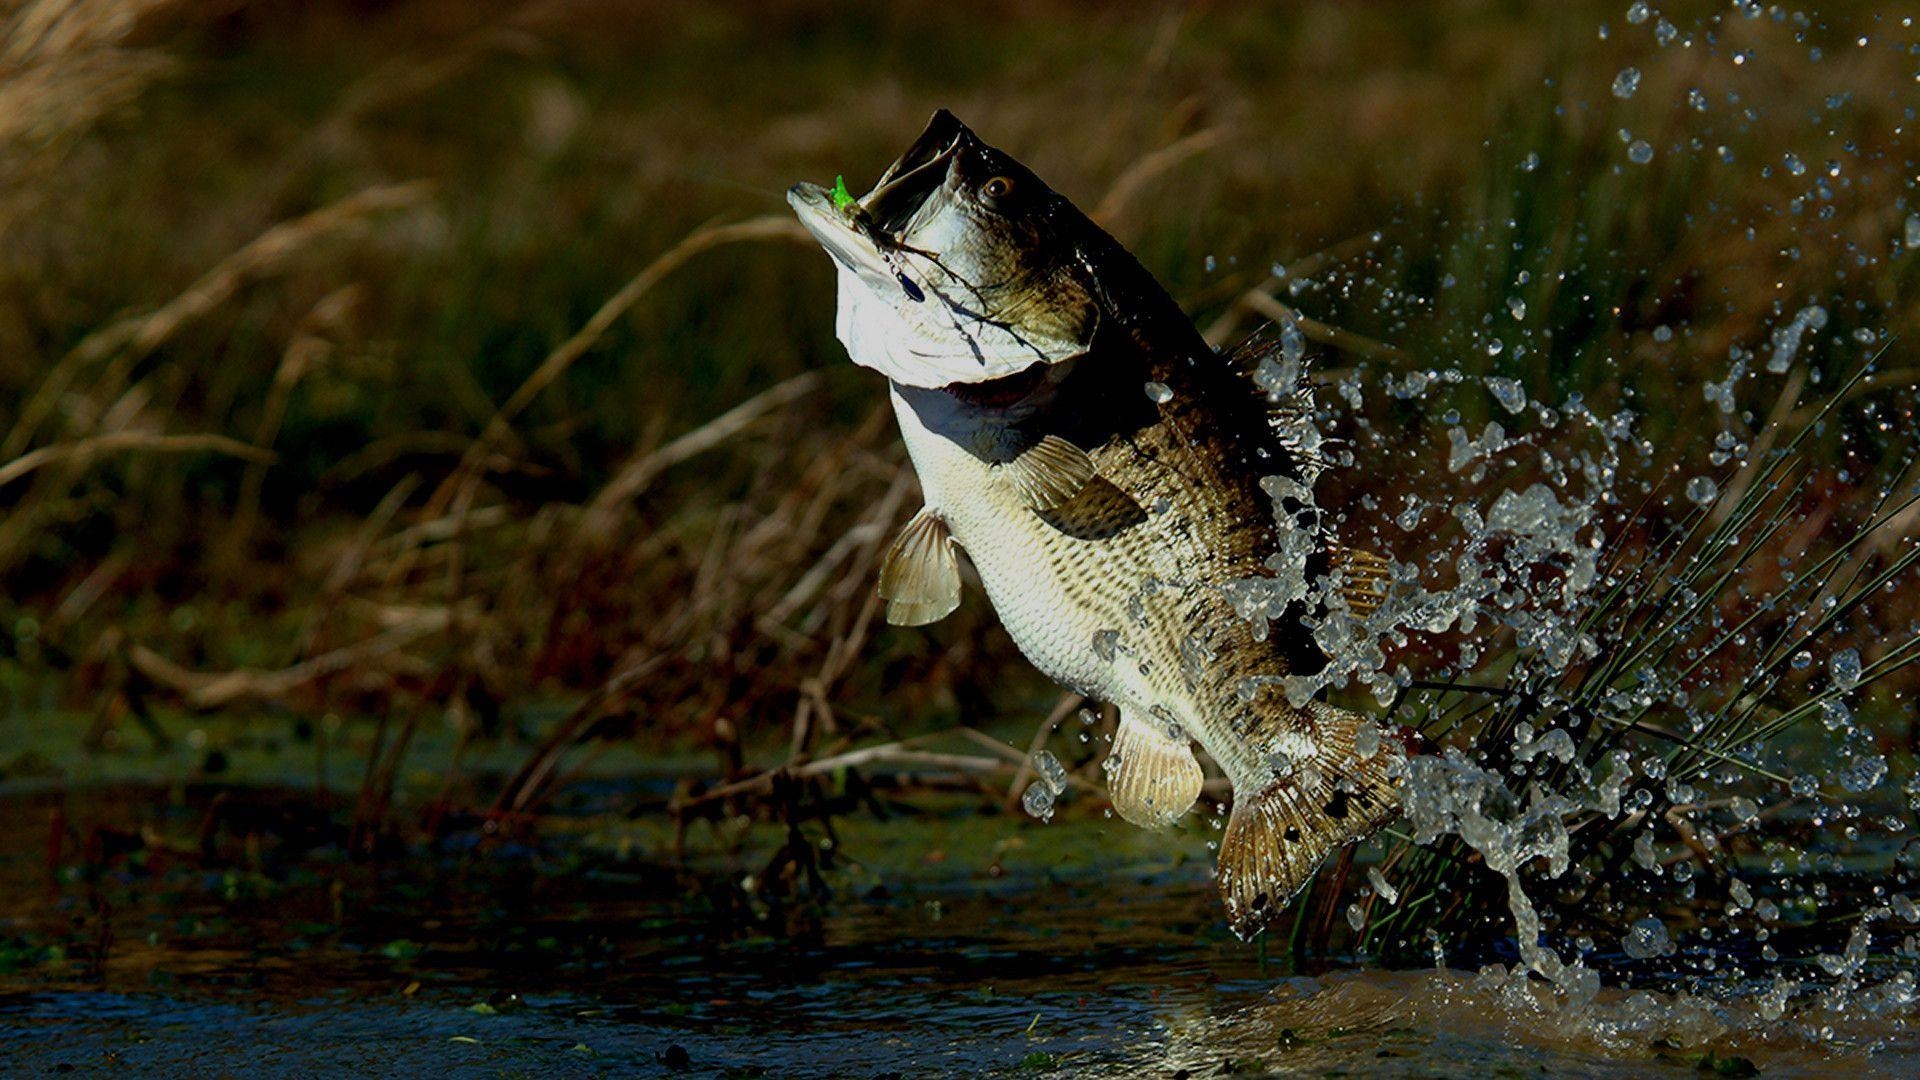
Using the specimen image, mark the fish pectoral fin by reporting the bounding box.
[1330,546,1391,617]
[1216,704,1404,940]
[1103,710,1204,829]
[878,507,962,626]
[997,434,1095,511]
[1035,477,1148,541]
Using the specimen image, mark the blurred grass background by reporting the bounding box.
[2,0,1916,839]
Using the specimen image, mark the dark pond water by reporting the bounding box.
[0,778,1915,1078]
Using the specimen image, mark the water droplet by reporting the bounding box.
[1482,376,1526,414]
[1905,214,1920,249]
[1143,381,1172,404]
[1633,831,1658,870]
[1829,648,1861,691]
[1367,866,1400,905]
[1520,151,1539,172]
[1022,781,1055,821]
[1685,476,1718,505]
[1626,0,1652,25]
[1354,722,1382,759]
[1091,629,1119,662]
[1612,67,1642,99]
[1687,87,1708,111]
[1820,698,1851,731]
[1783,153,1806,176]
[1839,753,1887,793]
[1627,140,1654,164]
[1023,750,1069,821]
[1622,916,1674,959]
[1034,749,1069,795]
[1506,296,1528,321]
[1765,305,1826,373]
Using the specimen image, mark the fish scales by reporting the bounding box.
[789,109,1405,938]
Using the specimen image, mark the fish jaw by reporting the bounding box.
[787,110,1101,388]
[791,181,1079,388]
[787,182,891,290]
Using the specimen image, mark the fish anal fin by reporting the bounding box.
[1035,477,1147,541]
[1217,704,1404,940]
[878,507,961,626]
[999,434,1094,511]
[1104,710,1203,829]
[1330,546,1391,617]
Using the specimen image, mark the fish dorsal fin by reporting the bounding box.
[1103,709,1204,829]
[1329,546,1390,617]
[997,434,1095,511]
[1216,703,1404,940]
[878,507,962,626]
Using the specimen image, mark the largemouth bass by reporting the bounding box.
[788,110,1403,938]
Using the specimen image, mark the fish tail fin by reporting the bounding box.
[1217,704,1404,940]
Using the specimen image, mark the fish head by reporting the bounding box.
[788,109,1102,389]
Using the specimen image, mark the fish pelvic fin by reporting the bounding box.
[1217,703,1405,940]
[1330,546,1391,617]
[998,434,1094,511]
[1104,709,1204,829]
[877,507,962,626]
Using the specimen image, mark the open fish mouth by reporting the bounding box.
[786,112,968,278]
[861,109,966,234]
[789,109,1096,388]
[786,182,879,277]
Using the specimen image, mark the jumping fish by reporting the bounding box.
[787,110,1403,938]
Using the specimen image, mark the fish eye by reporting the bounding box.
[980,175,1016,206]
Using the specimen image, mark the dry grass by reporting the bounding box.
[1,1,1915,950]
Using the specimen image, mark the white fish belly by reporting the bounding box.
[889,389,1176,717]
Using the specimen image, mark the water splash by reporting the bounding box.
[1022,750,1070,822]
